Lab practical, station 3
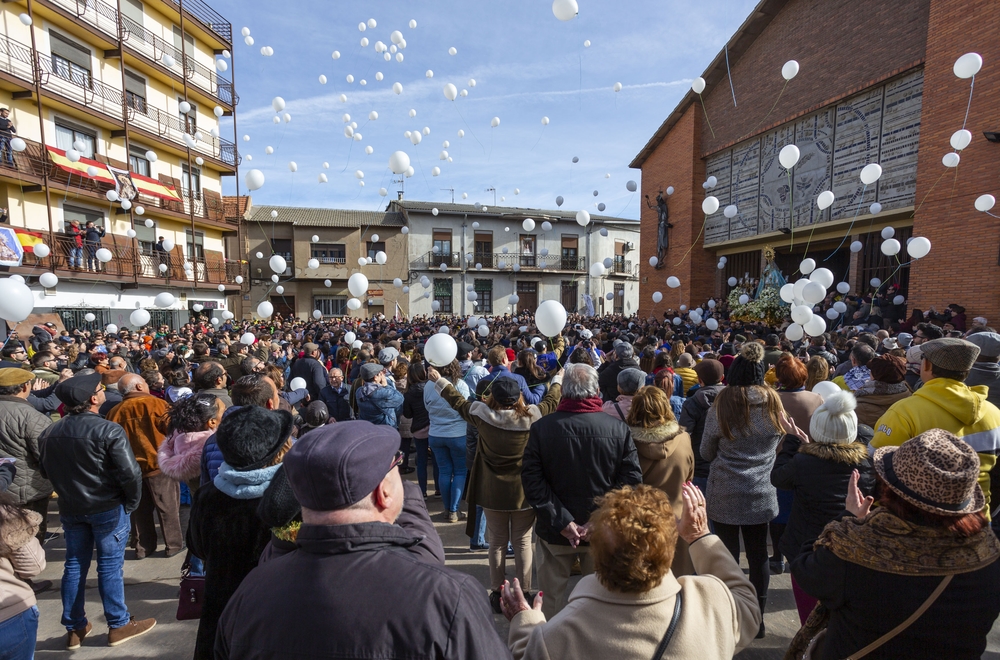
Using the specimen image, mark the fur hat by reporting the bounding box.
[215,406,292,470]
[809,391,858,445]
[726,343,765,387]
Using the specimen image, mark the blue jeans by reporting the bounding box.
[429,435,467,513]
[0,136,13,166]
[413,436,438,496]
[470,505,487,547]
[60,505,131,630]
[69,247,83,269]
[0,605,38,660]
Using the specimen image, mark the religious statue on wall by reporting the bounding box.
[646,191,672,269]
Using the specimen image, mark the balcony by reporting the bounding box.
[0,34,238,167]
[410,251,587,272]
[19,234,245,288]
[0,136,228,226]
[162,0,233,45]
[609,257,636,276]
[39,0,235,105]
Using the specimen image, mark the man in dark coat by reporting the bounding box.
[319,367,352,422]
[597,342,641,402]
[521,362,642,619]
[288,342,327,400]
[215,421,508,659]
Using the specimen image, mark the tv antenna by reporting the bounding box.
[441,187,455,203]
[485,187,497,206]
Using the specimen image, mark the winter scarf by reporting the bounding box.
[214,462,281,500]
[843,365,871,391]
[815,508,1000,576]
[556,396,604,414]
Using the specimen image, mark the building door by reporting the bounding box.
[270,296,295,319]
[516,281,538,315]
[561,280,578,313]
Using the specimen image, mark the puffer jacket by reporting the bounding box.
[356,382,404,427]
[871,377,1000,516]
[0,396,53,504]
[770,436,874,562]
[0,508,45,625]
[38,412,142,515]
[678,384,723,479]
[159,429,214,482]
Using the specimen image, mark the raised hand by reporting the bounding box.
[845,469,874,519]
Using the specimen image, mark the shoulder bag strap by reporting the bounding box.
[651,590,683,660]
[614,402,626,422]
[848,574,953,659]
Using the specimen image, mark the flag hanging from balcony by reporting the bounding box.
[46,147,182,201]
[13,228,44,254]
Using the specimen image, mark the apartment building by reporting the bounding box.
[0,0,244,330]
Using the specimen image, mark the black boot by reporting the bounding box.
[756,597,767,638]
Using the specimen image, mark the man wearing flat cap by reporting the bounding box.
[871,337,1000,516]
[965,331,1000,408]
[38,372,155,648]
[215,421,507,659]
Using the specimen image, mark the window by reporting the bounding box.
[432,230,451,266]
[54,121,96,159]
[474,279,492,314]
[120,0,143,30]
[520,235,536,267]
[172,27,195,76]
[63,204,103,233]
[433,278,452,314]
[178,96,197,134]
[181,164,201,199]
[314,297,347,317]
[561,235,579,270]
[613,283,625,315]
[366,241,385,261]
[474,231,492,265]
[134,220,156,254]
[561,281,578,313]
[185,229,204,260]
[312,244,345,264]
[128,144,150,177]
[270,239,292,273]
[49,32,92,88]
[149,310,173,328]
[124,70,147,114]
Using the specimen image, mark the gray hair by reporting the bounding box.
[562,363,600,400]
[617,368,646,396]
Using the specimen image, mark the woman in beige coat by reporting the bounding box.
[626,386,695,576]
[501,484,760,660]
[0,491,47,657]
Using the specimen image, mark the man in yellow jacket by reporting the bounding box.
[871,338,1000,517]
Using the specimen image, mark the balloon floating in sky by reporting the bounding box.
[626,180,637,192]
[859,163,882,185]
[555,196,564,207]
[781,60,800,80]
[448,47,457,56]
[613,82,622,92]
[692,77,706,94]
[491,117,500,127]
[953,53,983,79]
[389,151,411,174]
[552,0,579,21]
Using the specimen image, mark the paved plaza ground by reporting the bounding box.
[26,481,1000,659]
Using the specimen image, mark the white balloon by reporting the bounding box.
[702,196,720,215]
[522,218,536,232]
[781,59,800,81]
[240,332,256,346]
[589,262,606,278]
[271,96,285,113]
[154,292,175,307]
[130,309,150,326]
[245,169,265,191]
[724,205,738,218]
[431,167,440,176]
[834,301,848,313]
[425,333,458,367]
[348,273,369,298]
[269,255,287,274]
[667,276,681,289]
[389,151,410,174]
[318,75,327,84]
[859,163,882,185]
[907,237,931,259]
[812,380,842,401]
[255,301,274,319]
[307,258,320,270]
[96,248,113,263]
[691,77,706,94]
[33,244,50,258]
[491,117,500,128]
[575,210,591,226]
[652,291,663,303]
[881,226,895,239]
[816,190,835,210]
[800,258,816,274]
[738,294,750,305]
[318,174,328,183]
[780,283,796,303]
[953,52,983,79]
[728,277,738,287]
[869,202,882,215]
[778,144,801,169]
[706,318,719,331]
[951,129,973,151]
[392,82,403,95]
[850,241,863,253]
[785,323,804,342]
[836,282,851,294]
[275,286,285,295]
[803,314,828,337]
[39,272,59,288]
[613,82,622,92]
[791,304,814,325]
[870,278,882,288]
[893,295,906,306]
[810,268,835,289]
[106,190,119,202]
[535,300,568,336]
[942,152,960,168]
[802,281,826,305]
[552,0,579,21]
[880,238,902,256]
[18,12,31,25]
[375,251,387,265]
[975,194,996,212]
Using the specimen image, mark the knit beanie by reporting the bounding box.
[726,343,765,387]
[809,390,858,445]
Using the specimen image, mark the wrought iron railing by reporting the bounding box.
[411,251,588,272]
[161,0,233,44]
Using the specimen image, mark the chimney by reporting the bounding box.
[397,190,404,200]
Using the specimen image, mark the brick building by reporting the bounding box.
[631,0,1000,323]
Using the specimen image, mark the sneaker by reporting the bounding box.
[108,617,156,647]
[67,622,92,650]
[446,511,459,523]
[489,590,503,614]
[769,558,784,575]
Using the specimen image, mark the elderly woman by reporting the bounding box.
[602,368,645,422]
[626,386,695,576]
[854,353,910,427]
[428,369,562,613]
[502,484,760,659]
[790,430,1000,659]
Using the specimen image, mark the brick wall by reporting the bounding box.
[700,0,930,155]
[909,0,1000,323]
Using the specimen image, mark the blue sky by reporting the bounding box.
[211,0,759,219]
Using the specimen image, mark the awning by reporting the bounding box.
[46,147,182,201]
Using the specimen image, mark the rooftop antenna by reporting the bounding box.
[393,175,405,200]
[485,187,497,206]
[440,187,455,203]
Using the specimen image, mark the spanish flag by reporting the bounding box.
[14,228,44,253]
[46,147,182,201]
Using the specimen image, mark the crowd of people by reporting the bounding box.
[0,300,999,659]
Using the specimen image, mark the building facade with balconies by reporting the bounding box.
[0,0,243,330]
[240,201,409,321]
[394,201,640,318]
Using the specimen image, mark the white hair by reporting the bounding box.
[562,363,599,400]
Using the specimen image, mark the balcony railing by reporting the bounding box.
[411,251,588,272]
[162,0,233,44]
[316,256,346,264]
[127,101,237,165]
[610,258,634,275]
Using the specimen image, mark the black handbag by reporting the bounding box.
[175,558,205,621]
